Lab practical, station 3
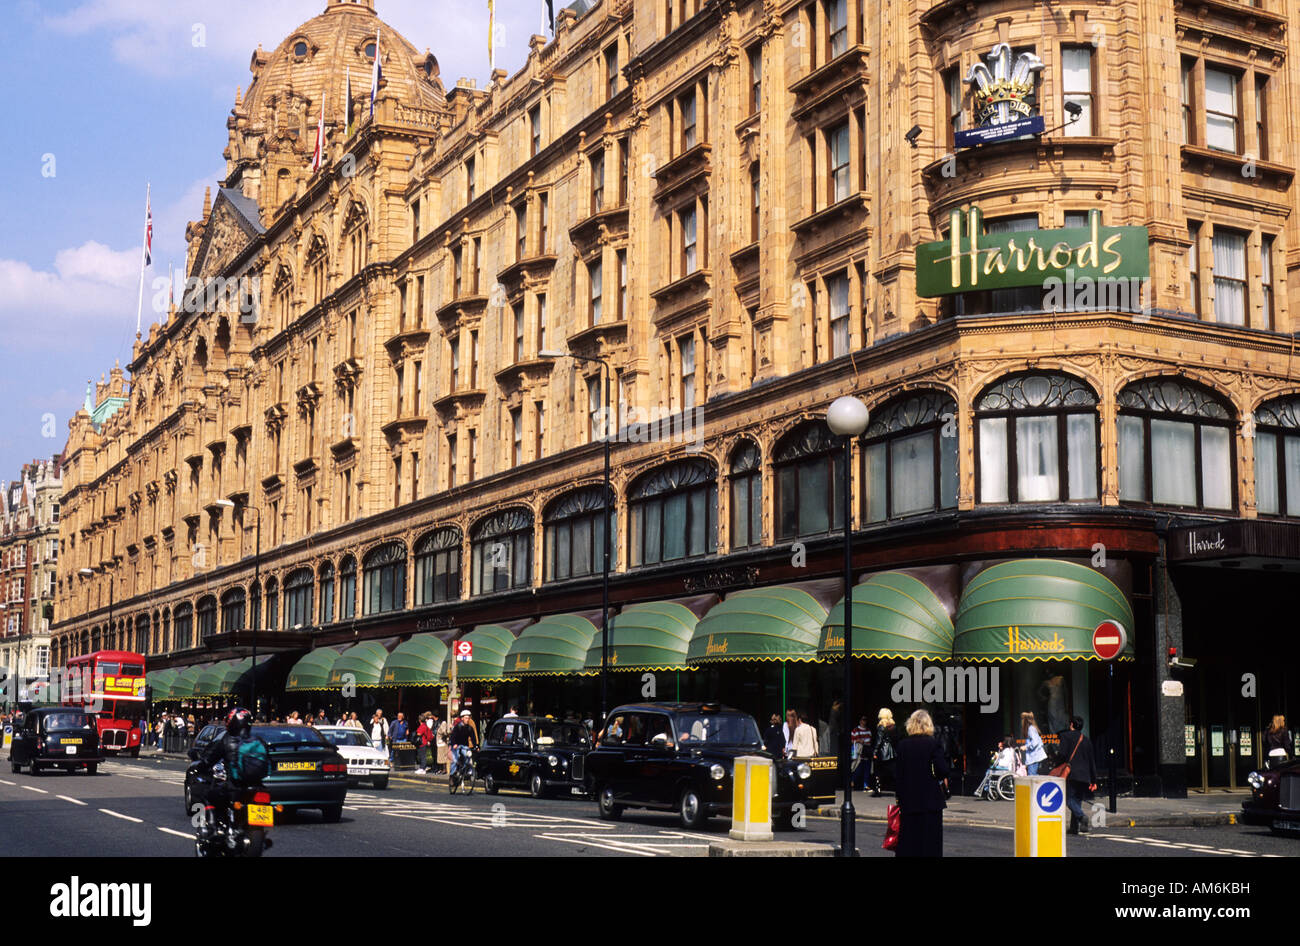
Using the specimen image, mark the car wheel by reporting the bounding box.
[775,807,799,831]
[597,784,622,821]
[85,764,98,776]
[529,771,546,799]
[483,773,498,795]
[321,805,343,823]
[30,762,42,777]
[372,777,389,790]
[678,786,708,830]
[10,761,19,774]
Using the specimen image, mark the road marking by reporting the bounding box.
[99,808,143,824]
[22,785,49,794]
[157,827,191,839]
[0,778,14,786]
[1218,848,1255,855]
[535,833,658,856]
[56,795,87,806]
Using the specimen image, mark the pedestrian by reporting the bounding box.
[503,705,518,718]
[436,715,450,773]
[893,709,950,857]
[1055,716,1098,835]
[370,709,388,751]
[872,708,897,796]
[1021,711,1047,775]
[389,712,409,765]
[791,712,819,758]
[851,715,873,791]
[782,708,799,758]
[346,711,364,731]
[1265,714,1292,765]
[415,713,436,774]
[314,709,327,727]
[762,713,785,759]
[155,714,166,751]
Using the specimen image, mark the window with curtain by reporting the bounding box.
[414,528,461,604]
[363,542,407,615]
[1117,378,1234,510]
[220,588,245,633]
[986,215,1042,313]
[629,458,718,566]
[174,604,192,649]
[775,421,843,540]
[680,335,697,409]
[945,67,963,143]
[471,508,533,595]
[863,391,959,521]
[249,581,261,631]
[590,259,603,324]
[265,578,279,630]
[976,374,1099,504]
[729,441,763,550]
[829,122,851,203]
[318,562,335,624]
[827,0,848,59]
[1261,235,1274,329]
[1181,58,1194,145]
[1187,222,1201,316]
[828,272,850,357]
[1062,46,1094,136]
[544,487,616,581]
[284,569,313,628]
[1205,67,1239,152]
[1254,397,1300,519]
[339,557,357,620]
[1212,228,1247,325]
[197,596,216,640]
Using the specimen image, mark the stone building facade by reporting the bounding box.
[0,458,62,706]
[55,0,1300,794]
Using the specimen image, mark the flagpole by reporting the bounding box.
[135,182,150,338]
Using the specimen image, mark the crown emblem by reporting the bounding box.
[965,44,1044,126]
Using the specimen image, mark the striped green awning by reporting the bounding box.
[584,601,698,672]
[192,656,271,698]
[687,586,827,665]
[192,660,238,698]
[146,669,179,701]
[378,634,449,688]
[505,615,598,677]
[440,625,519,683]
[286,649,344,692]
[328,641,391,688]
[819,572,955,660]
[170,664,212,700]
[954,559,1136,662]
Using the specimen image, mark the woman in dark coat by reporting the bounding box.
[871,708,898,796]
[893,709,951,857]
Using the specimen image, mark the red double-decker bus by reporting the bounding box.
[63,650,146,757]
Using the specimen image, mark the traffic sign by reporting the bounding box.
[1035,781,1063,814]
[454,640,473,661]
[1092,620,1127,661]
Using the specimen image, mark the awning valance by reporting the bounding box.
[285,649,344,692]
[583,601,697,672]
[954,559,1136,662]
[440,625,518,682]
[819,572,955,660]
[687,586,827,665]
[378,634,449,688]
[504,614,598,677]
[328,641,391,688]
[146,669,179,701]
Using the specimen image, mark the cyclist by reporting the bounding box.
[448,709,478,786]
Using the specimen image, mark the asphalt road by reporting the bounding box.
[0,755,1294,858]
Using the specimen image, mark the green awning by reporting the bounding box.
[819,572,955,660]
[328,641,391,688]
[687,586,827,665]
[170,664,212,700]
[954,559,1136,662]
[192,656,271,698]
[192,660,238,698]
[440,625,519,683]
[505,614,598,677]
[378,634,449,688]
[583,601,698,672]
[146,669,179,701]
[286,649,344,692]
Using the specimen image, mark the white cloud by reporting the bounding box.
[0,242,139,352]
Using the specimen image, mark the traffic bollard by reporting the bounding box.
[729,755,774,841]
[1014,775,1068,857]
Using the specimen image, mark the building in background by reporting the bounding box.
[0,457,61,707]
[54,0,1300,795]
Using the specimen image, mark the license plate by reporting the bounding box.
[247,804,274,827]
[570,787,585,795]
[277,761,318,772]
[66,746,78,755]
[63,738,82,745]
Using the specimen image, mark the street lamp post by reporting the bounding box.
[540,349,613,723]
[217,499,260,715]
[826,395,870,859]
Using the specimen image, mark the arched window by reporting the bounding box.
[363,542,407,614]
[196,596,216,641]
[774,421,842,540]
[135,615,149,654]
[1118,378,1234,510]
[470,508,534,595]
[173,604,192,651]
[1255,396,1300,518]
[729,441,763,550]
[976,373,1099,504]
[339,557,357,620]
[249,581,262,630]
[162,610,171,654]
[306,237,329,308]
[863,391,959,521]
[414,528,461,604]
[221,587,246,633]
[284,568,314,628]
[628,458,717,566]
[318,561,336,624]
[265,578,279,630]
[544,487,616,581]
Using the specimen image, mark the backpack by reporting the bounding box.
[231,735,270,785]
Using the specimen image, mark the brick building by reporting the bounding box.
[1,458,62,707]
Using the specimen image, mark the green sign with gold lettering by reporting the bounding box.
[916,207,1149,297]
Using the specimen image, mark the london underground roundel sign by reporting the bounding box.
[1092,620,1127,661]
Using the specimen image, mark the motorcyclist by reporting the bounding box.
[194,707,256,833]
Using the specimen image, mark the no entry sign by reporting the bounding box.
[1092,620,1127,661]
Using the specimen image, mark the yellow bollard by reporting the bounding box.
[1014,776,1068,857]
[2,724,11,750]
[729,755,774,841]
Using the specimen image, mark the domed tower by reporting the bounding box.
[224,0,445,221]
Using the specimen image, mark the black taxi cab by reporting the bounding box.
[8,707,104,775]
[584,702,837,829]
[477,716,591,798]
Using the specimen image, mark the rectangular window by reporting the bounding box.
[828,272,850,357]
[1212,228,1247,325]
[449,337,460,392]
[1205,67,1239,153]
[590,151,604,214]
[511,407,523,466]
[618,139,629,204]
[413,360,423,413]
[617,250,628,320]
[589,259,603,324]
[530,105,542,156]
[411,198,421,243]
[986,215,1041,312]
[393,455,402,508]
[516,203,527,260]
[829,121,851,203]
[680,335,697,409]
[1256,75,1268,161]
[1256,431,1279,515]
[680,91,697,152]
[1064,211,1090,228]
[539,193,550,252]
[827,0,848,60]
[605,44,619,100]
[1188,222,1201,316]
[750,162,761,241]
[534,401,545,460]
[395,365,404,417]
[452,246,463,296]
[682,205,698,275]
[466,155,476,202]
[1181,58,1194,145]
[978,417,1009,503]
[536,293,547,352]
[470,330,480,387]
[1062,46,1094,136]
[473,237,482,293]
[468,429,478,481]
[514,304,525,361]
[945,67,963,143]
[1261,235,1274,328]
[416,275,425,325]
[587,376,602,442]
[447,434,457,488]
[749,44,762,115]
[411,451,419,501]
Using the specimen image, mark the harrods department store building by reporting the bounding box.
[54,0,1300,795]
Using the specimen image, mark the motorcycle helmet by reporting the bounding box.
[225,707,253,739]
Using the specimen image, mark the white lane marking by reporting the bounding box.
[56,795,87,806]
[0,778,14,786]
[99,808,143,824]
[22,785,49,794]
[535,833,657,856]
[158,827,191,839]
[1218,848,1256,855]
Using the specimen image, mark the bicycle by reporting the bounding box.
[448,746,476,795]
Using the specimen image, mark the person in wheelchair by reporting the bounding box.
[975,735,1019,799]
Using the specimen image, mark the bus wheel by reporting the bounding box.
[130,747,140,759]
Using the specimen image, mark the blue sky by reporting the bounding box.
[0,0,547,481]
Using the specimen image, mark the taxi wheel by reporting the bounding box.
[483,773,499,795]
[321,805,343,824]
[678,786,707,830]
[30,763,42,777]
[529,771,547,799]
[597,785,622,821]
[85,764,98,776]
[9,762,19,774]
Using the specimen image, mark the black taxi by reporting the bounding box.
[477,716,591,798]
[584,702,837,829]
[8,707,104,775]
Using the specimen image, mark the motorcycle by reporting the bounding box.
[188,760,276,858]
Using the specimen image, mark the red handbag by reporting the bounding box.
[882,804,901,850]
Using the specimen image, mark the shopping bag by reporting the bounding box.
[882,804,901,850]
